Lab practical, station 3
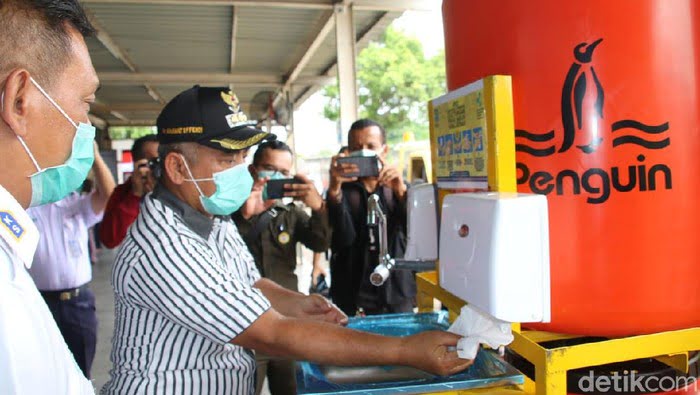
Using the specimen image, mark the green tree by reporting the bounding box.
[323,26,446,144]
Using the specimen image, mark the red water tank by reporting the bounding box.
[442,0,700,336]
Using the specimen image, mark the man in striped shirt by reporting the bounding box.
[103,86,472,395]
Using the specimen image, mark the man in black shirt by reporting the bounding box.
[327,119,415,316]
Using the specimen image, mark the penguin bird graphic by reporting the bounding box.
[560,38,604,154]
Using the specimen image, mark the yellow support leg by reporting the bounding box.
[656,352,689,373]
[417,282,435,313]
[416,271,468,315]
[537,363,567,395]
[414,270,700,395]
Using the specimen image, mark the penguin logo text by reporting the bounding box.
[561,38,604,154]
[515,39,672,204]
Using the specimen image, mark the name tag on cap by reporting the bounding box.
[0,211,24,239]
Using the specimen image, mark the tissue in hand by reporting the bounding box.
[448,305,514,360]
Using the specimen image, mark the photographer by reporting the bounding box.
[233,140,331,395]
[327,119,415,316]
[99,135,158,248]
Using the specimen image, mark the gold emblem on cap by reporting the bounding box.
[210,132,267,150]
[278,231,291,245]
[221,90,250,128]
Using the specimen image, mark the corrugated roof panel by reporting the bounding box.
[86,36,130,72]
[153,85,260,103]
[232,40,294,73]
[85,4,232,73]
[96,86,153,105]
[302,11,398,76]
[82,4,405,125]
[161,85,270,120]
[234,7,328,73]
[302,35,336,75]
[111,110,161,122]
[151,85,200,103]
[291,11,401,105]
[237,7,324,42]
[100,85,274,124]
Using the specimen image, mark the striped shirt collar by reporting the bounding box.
[152,185,213,239]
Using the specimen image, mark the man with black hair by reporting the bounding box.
[100,134,159,248]
[327,119,416,316]
[233,139,331,395]
[0,0,99,393]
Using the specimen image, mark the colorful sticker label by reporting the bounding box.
[430,81,488,189]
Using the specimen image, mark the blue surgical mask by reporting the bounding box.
[13,77,96,207]
[257,170,285,180]
[181,155,253,216]
[258,170,285,201]
[349,149,378,157]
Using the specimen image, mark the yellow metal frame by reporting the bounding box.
[483,75,517,194]
[416,271,700,395]
[422,76,700,394]
[427,75,517,287]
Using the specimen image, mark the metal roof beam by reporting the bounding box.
[229,6,239,72]
[284,10,334,92]
[87,11,166,104]
[82,0,437,11]
[92,103,165,112]
[109,111,130,122]
[335,2,358,136]
[292,11,392,109]
[90,100,135,123]
[108,119,157,126]
[273,10,334,107]
[83,0,334,9]
[353,0,436,12]
[97,72,330,87]
[88,114,108,130]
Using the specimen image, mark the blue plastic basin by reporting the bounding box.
[296,311,524,394]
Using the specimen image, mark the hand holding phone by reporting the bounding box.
[265,177,303,200]
[282,173,324,211]
[132,159,155,197]
[336,156,380,178]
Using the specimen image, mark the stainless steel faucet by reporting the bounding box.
[367,194,436,286]
[367,194,394,286]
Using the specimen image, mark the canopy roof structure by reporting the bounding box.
[82,0,438,130]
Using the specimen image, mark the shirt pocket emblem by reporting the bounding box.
[277,231,291,245]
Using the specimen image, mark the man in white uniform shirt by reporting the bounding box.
[28,146,116,378]
[0,0,100,393]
